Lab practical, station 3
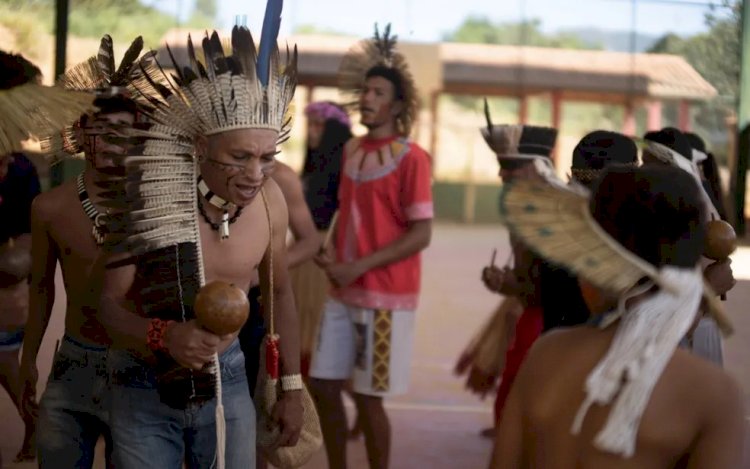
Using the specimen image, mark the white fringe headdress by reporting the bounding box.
[498,176,732,458]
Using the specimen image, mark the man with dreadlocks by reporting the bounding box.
[17,35,154,468]
[93,2,303,467]
[310,24,433,469]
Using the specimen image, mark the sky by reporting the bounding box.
[150,0,735,41]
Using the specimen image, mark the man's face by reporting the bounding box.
[498,158,538,183]
[78,110,136,180]
[199,128,278,207]
[359,76,401,130]
[306,114,326,150]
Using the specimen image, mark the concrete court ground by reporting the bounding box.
[3,222,750,468]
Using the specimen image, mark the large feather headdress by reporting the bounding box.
[338,23,418,136]
[43,34,160,157]
[96,3,294,467]
[132,21,297,142]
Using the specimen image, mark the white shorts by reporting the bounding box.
[309,298,415,397]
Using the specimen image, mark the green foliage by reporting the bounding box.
[293,24,349,36]
[443,16,599,50]
[194,0,217,21]
[646,1,741,164]
[0,0,214,50]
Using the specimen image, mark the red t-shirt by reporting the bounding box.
[332,135,433,311]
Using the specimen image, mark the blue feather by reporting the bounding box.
[257,0,283,86]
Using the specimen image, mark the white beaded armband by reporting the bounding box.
[281,374,303,391]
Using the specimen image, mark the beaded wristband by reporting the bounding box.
[280,374,304,392]
[147,318,175,353]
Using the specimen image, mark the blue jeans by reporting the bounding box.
[37,335,112,469]
[107,339,255,469]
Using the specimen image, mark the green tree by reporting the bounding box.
[443,16,598,49]
[194,0,217,20]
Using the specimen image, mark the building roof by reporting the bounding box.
[154,31,717,102]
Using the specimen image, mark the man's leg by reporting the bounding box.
[308,299,357,469]
[187,341,254,469]
[0,346,35,461]
[108,349,185,469]
[353,393,390,469]
[309,378,348,469]
[349,308,415,469]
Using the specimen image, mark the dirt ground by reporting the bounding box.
[2,222,749,468]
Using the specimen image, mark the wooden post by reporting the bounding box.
[550,91,563,164]
[730,0,750,235]
[622,100,636,136]
[50,0,70,189]
[518,94,528,125]
[463,132,476,224]
[677,99,692,132]
[646,100,662,131]
[429,90,440,160]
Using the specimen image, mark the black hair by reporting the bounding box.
[78,94,139,127]
[643,127,693,161]
[365,65,405,102]
[589,165,705,268]
[303,116,353,174]
[0,50,42,89]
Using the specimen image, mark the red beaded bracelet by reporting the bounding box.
[147,318,175,353]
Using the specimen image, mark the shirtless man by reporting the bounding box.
[19,87,142,467]
[491,165,744,469]
[93,23,303,468]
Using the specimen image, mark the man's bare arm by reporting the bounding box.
[686,373,745,468]
[271,162,321,268]
[260,179,301,377]
[92,252,150,355]
[20,200,58,374]
[490,344,531,469]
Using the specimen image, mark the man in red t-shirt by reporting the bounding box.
[311,25,433,469]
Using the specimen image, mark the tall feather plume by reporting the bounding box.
[232,25,257,77]
[374,23,397,66]
[111,36,144,85]
[257,0,283,86]
[97,35,116,81]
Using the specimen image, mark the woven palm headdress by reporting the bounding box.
[498,166,731,459]
[0,51,96,155]
[97,3,295,467]
[338,23,418,136]
[42,34,160,159]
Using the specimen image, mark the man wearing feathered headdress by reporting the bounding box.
[309,24,433,469]
[16,35,155,468]
[91,2,304,467]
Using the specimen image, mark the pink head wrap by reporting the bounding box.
[304,101,352,129]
